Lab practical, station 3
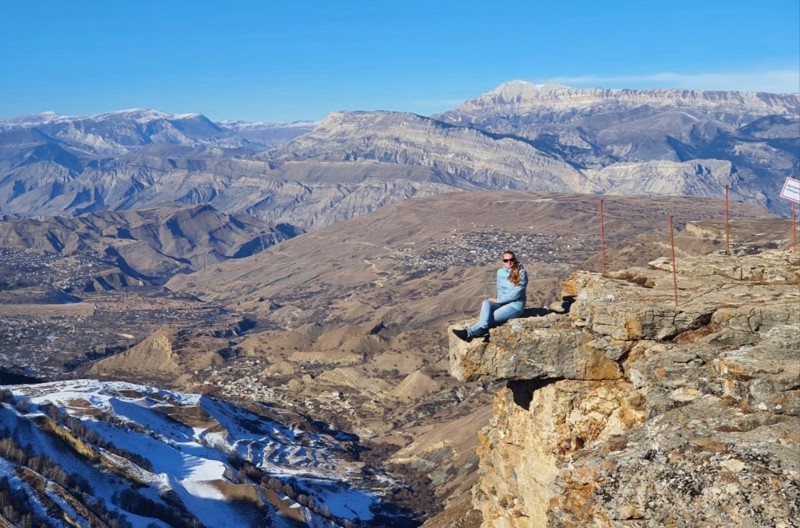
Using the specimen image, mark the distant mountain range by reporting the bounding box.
[1,82,798,227]
[0,108,316,153]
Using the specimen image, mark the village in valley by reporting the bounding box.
[0,246,227,380]
[0,220,601,391]
[401,225,596,273]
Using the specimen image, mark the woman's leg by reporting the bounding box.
[491,303,523,325]
[467,301,522,337]
[467,300,496,337]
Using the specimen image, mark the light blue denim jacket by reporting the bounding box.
[496,264,527,310]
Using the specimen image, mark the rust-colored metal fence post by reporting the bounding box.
[725,185,731,255]
[600,199,606,275]
[670,215,679,307]
[793,203,797,253]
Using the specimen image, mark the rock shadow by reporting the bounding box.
[522,307,554,317]
[555,295,576,314]
[521,295,575,318]
[508,378,561,410]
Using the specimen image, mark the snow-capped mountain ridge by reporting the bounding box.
[1,109,191,128]
[0,108,316,154]
[92,108,176,123]
[457,80,800,114]
[1,81,798,223]
[220,119,319,129]
[0,110,64,127]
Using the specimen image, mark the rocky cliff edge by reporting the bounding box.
[449,249,799,528]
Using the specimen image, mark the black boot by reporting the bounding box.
[451,328,473,342]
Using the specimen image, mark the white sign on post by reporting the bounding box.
[780,177,800,204]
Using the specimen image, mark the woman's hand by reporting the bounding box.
[488,297,497,302]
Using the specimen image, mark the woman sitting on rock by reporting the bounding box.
[452,250,528,342]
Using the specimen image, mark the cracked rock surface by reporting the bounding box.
[449,249,799,528]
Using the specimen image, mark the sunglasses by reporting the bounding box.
[502,258,515,263]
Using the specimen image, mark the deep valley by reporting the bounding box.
[1,82,798,527]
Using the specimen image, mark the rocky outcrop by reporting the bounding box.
[450,249,799,527]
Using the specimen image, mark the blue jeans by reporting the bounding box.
[467,300,523,337]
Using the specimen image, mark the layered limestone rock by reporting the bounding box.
[450,249,799,528]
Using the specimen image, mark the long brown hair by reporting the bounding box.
[504,250,521,286]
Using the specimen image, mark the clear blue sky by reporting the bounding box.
[1,0,798,122]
